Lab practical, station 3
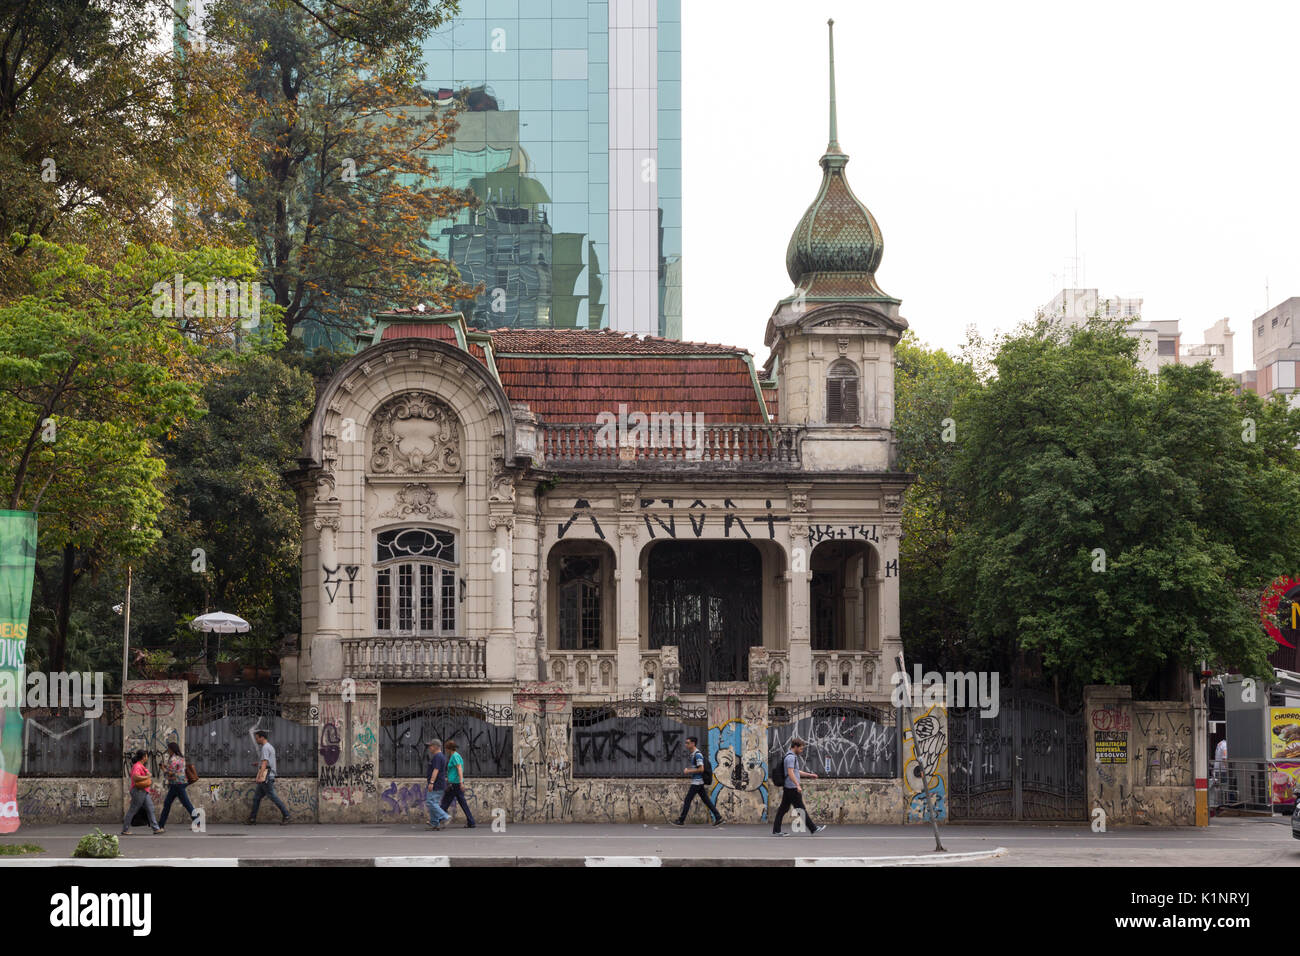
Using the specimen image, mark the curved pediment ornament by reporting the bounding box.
[809,315,883,330]
[370,392,462,475]
[379,483,453,520]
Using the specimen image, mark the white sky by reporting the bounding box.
[680,0,1300,374]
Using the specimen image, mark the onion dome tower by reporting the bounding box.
[765,20,907,470]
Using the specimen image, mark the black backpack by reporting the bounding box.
[699,751,713,786]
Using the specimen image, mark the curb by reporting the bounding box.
[0,848,1008,867]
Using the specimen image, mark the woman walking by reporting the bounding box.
[157,740,197,831]
[122,749,161,835]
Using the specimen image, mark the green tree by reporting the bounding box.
[208,0,477,340]
[945,319,1300,700]
[893,332,981,672]
[0,0,250,288]
[0,235,277,670]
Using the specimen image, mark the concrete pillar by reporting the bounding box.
[486,513,514,682]
[313,502,343,681]
[122,679,187,817]
[878,524,901,655]
[316,679,380,822]
[1084,684,1133,828]
[616,521,641,694]
[706,681,770,823]
[786,526,812,696]
[512,491,540,682]
[512,681,572,822]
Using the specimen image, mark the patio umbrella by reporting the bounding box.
[189,612,250,634]
[189,612,251,684]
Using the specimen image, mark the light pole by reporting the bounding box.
[116,565,131,694]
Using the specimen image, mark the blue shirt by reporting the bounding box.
[783,751,800,789]
[426,751,448,790]
[688,748,704,785]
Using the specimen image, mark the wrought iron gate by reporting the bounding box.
[949,695,1086,820]
[648,541,762,693]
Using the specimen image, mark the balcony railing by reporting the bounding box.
[812,650,880,694]
[340,636,487,681]
[540,423,803,467]
[543,649,618,695]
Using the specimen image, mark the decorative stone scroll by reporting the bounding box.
[369,392,462,475]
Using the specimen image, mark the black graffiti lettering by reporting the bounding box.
[723,499,751,539]
[641,497,676,538]
[885,559,898,577]
[636,732,656,762]
[688,499,707,536]
[558,498,605,540]
[762,499,790,539]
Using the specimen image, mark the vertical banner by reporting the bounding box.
[0,511,37,833]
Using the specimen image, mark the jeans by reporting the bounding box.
[772,787,818,833]
[249,774,289,820]
[439,783,475,826]
[426,789,451,826]
[677,784,721,824]
[158,782,196,827]
[123,787,159,832]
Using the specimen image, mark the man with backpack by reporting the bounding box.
[772,736,826,836]
[672,736,723,827]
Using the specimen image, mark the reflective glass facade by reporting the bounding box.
[418,0,681,337]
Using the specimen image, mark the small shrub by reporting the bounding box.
[0,844,43,856]
[72,828,120,859]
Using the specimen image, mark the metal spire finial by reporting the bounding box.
[827,18,839,152]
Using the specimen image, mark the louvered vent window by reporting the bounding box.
[826,359,860,424]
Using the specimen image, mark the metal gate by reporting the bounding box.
[648,541,762,693]
[949,695,1086,820]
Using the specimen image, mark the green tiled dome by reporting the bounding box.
[785,150,883,284]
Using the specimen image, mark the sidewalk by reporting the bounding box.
[0,822,1002,866]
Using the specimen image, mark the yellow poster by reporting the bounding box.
[1270,708,1300,759]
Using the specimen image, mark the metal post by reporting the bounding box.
[897,651,945,852]
[121,565,131,695]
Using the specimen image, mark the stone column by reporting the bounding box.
[706,681,769,823]
[486,510,515,683]
[786,520,812,695]
[122,679,187,816]
[316,679,380,823]
[877,522,901,657]
[512,487,540,682]
[616,515,641,695]
[313,496,343,681]
[512,681,573,822]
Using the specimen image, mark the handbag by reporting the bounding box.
[255,766,268,783]
[134,774,152,790]
[185,762,199,784]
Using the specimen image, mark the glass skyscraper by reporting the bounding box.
[418,0,681,338]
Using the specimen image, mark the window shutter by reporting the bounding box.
[841,376,859,423]
[827,378,843,422]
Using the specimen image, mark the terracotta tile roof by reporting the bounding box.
[762,386,779,422]
[488,328,742,356]
[495,354,765,424]
[380,322,459,344]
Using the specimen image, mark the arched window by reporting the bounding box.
[557,554,603,650]
[826,359,860,423]
[374,528,458,636]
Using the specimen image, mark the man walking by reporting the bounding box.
[246,729,290,826]
[672,736,723,827]
[772,737,825,836]
[425,738,452,830]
